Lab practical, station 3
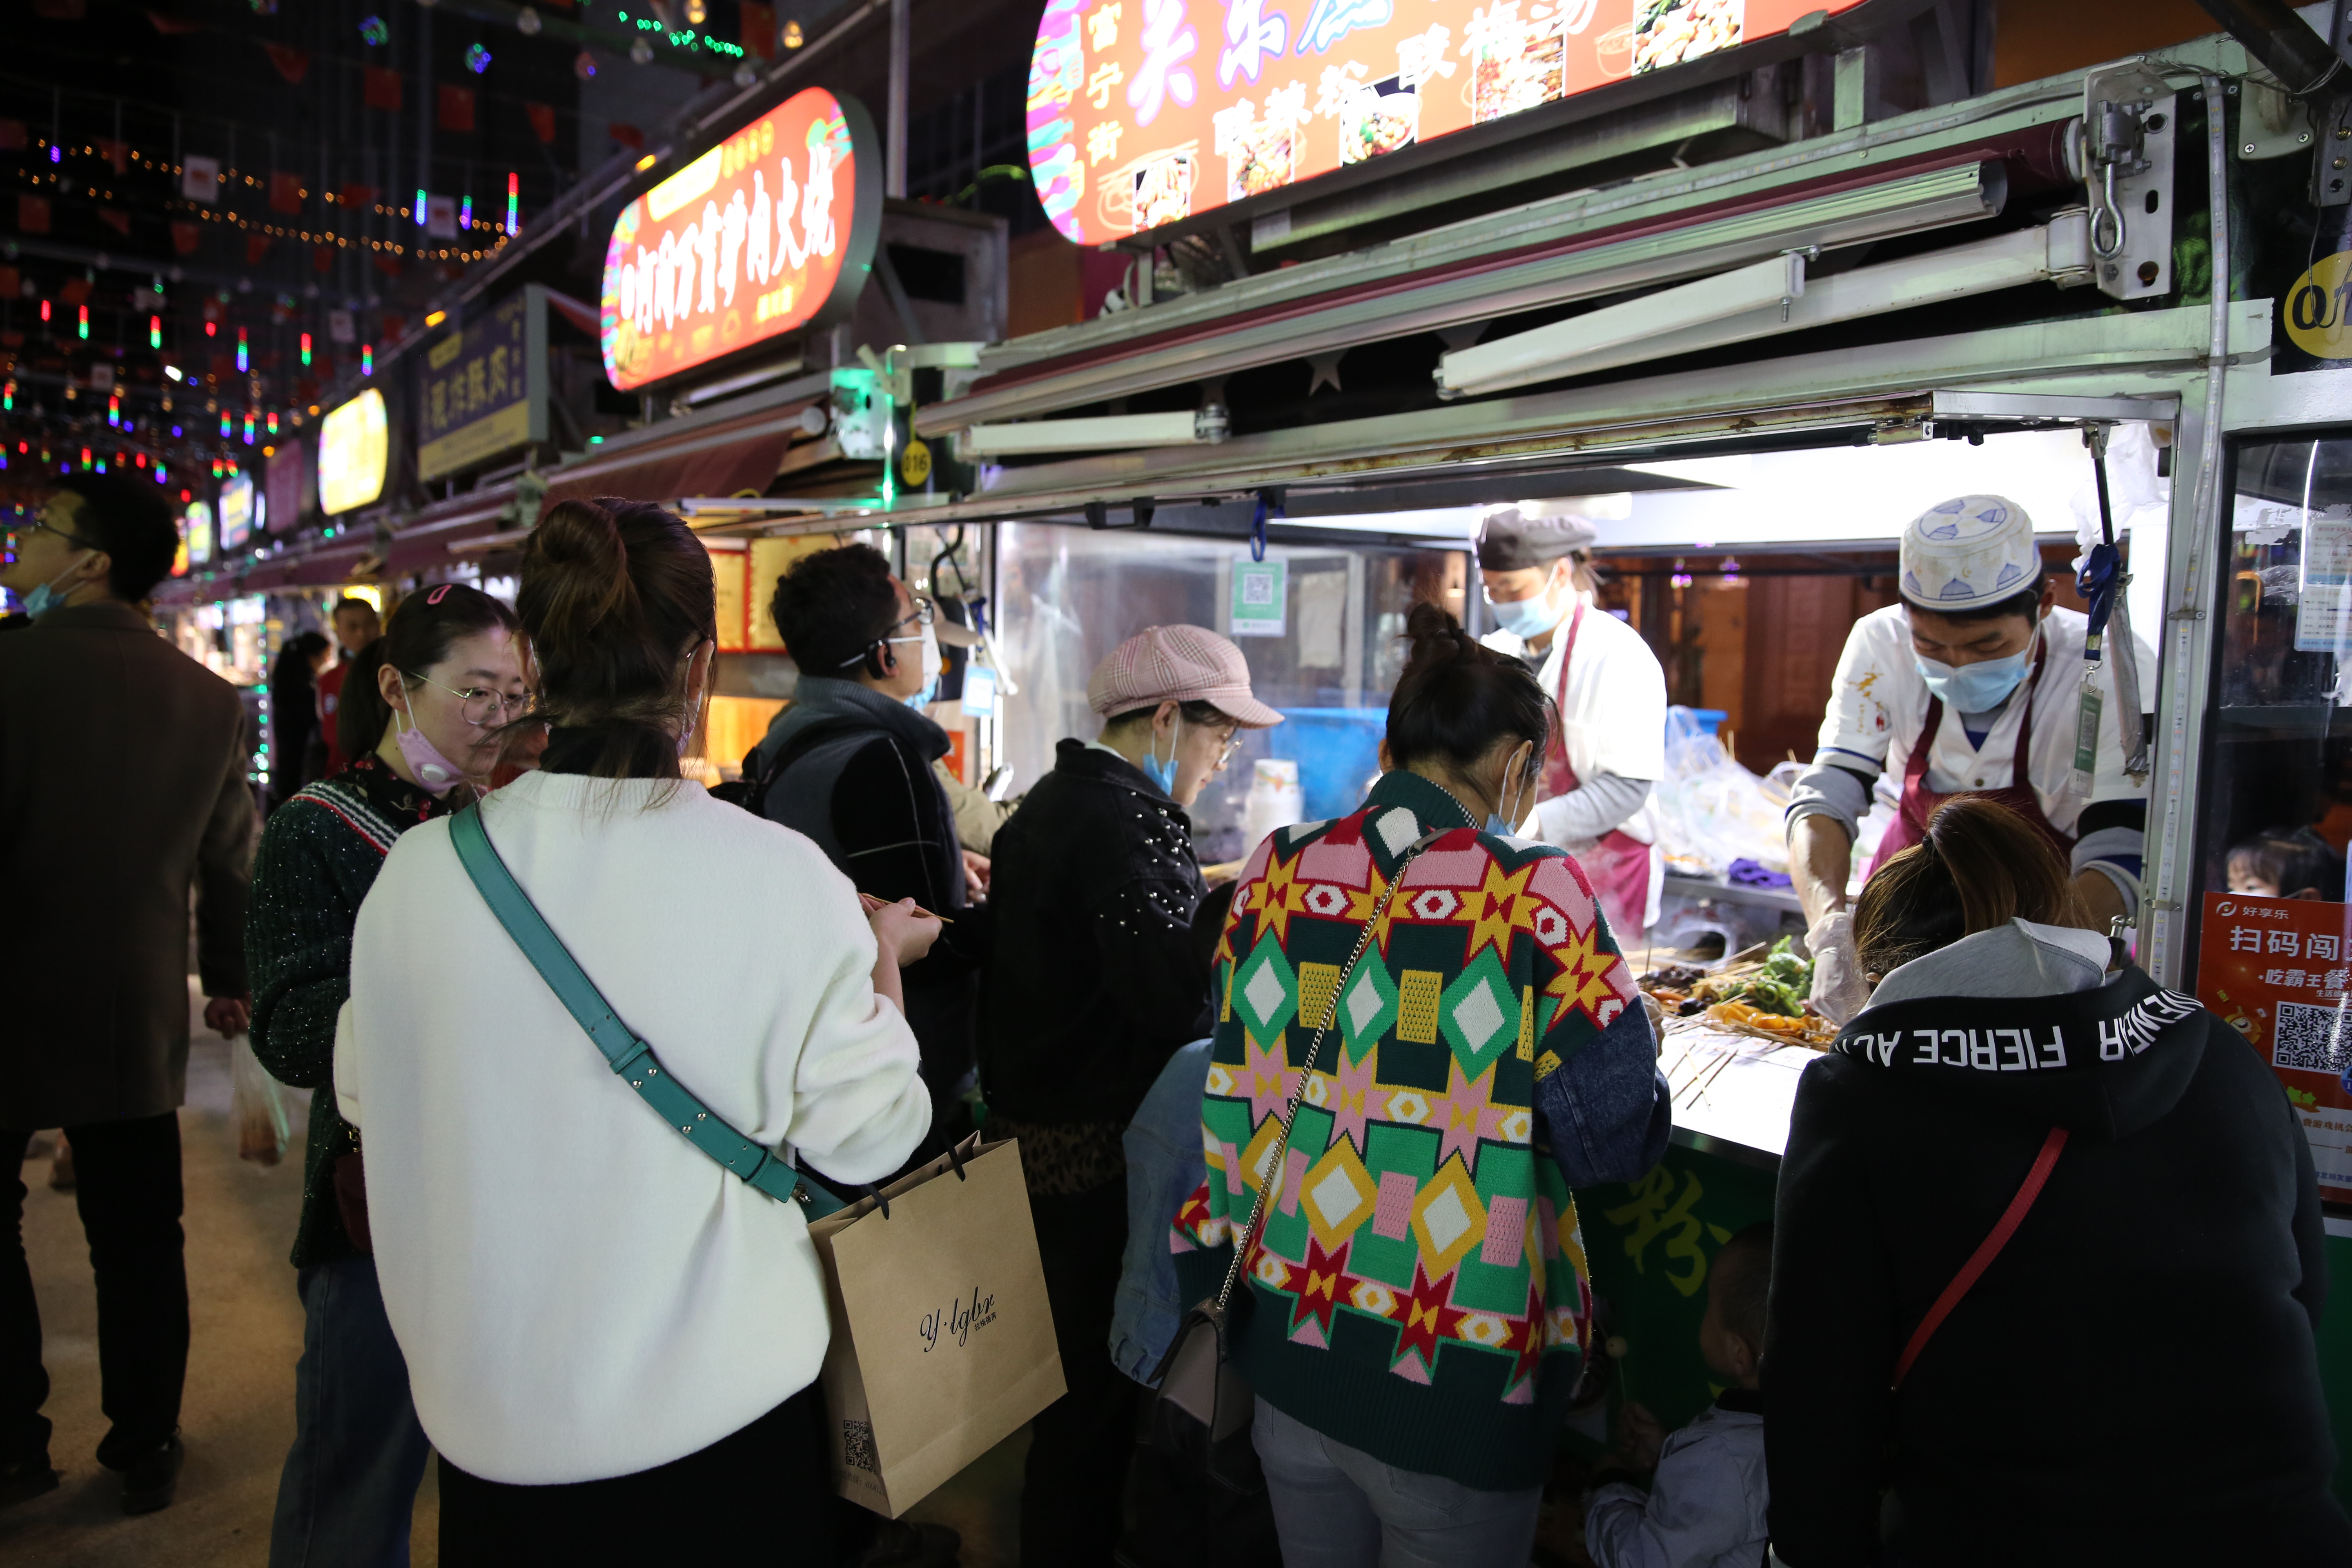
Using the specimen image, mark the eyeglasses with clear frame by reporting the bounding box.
[407,672,535,727]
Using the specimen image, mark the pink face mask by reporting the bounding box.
[396,689,472,797]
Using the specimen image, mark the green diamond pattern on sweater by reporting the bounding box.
[1172,769,1643,1492]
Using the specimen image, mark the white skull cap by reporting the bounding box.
[1898,494,2041,611]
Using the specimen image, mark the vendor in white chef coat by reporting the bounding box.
[1786,494,2152,947]
[1477,508,1668,941]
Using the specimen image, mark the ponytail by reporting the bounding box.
[515,497,717,780]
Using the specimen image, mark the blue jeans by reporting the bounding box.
[1250,1398,1543,1568]
[269,1254,431,1568]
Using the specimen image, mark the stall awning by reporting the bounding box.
[386,485,518,576]
[537,394,816,517]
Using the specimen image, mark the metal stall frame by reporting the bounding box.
[686,42,2284,999]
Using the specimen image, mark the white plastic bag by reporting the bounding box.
[1650,708,1791,877]
[232,1037,291,1167]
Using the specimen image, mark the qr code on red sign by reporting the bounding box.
[2274,1000,2351,1072]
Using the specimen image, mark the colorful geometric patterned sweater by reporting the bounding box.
[1172,768,1670,1491]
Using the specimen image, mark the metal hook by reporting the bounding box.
[2090,161,2127,259]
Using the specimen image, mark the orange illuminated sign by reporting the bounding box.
[600,87,881,391]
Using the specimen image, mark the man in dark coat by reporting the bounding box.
[751,543,988,1157]
[0,474,255,1516]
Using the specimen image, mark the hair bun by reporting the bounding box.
[1403,601,1473,659]
[529,499,642,646]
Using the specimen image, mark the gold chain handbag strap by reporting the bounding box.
[1213,831,1443,1312]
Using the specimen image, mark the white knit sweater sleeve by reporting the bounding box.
[780,892,931,1187]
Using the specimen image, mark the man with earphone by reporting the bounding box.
[746,543,989,1165]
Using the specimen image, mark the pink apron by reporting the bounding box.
[1544,601,1655,940]
[1864,639,2074,882]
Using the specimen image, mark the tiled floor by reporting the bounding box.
[0,983,1025,1566]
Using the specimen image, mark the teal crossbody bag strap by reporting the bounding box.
[447,804,848,1219]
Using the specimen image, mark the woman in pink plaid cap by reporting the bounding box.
[979,624,1280,1568]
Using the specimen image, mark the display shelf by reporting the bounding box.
[1661,871,1805,915]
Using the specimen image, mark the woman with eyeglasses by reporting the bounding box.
[245,581,526,1568]
[334,499,935,1559]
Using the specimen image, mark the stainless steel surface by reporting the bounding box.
[920,162,2009,434]
[2143,76,2237,986]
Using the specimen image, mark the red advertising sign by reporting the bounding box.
[599,87,880,392]
[2196,891,2352,1202]
[1024,0,1869,243]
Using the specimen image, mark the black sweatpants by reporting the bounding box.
[437,1383,835,1565]
[1022,1176,1140,1568]
[0,1112,189,1469]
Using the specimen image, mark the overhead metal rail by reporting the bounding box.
[1433,212,2099,396]
[918,158,2016,436]
[703,301,2258,538]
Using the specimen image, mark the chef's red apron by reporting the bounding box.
[1542,600,1656,940]
[1864,639,2074,881]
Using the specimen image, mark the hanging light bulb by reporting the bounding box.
[686,0,706,23]
[783,18,804,46]
[515,5,541,33]
[574,48,597,79]
[629,36,653,64]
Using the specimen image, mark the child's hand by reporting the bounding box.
[1611,1402,1666,1473]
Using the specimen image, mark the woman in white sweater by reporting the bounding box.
[335,497,936,1560]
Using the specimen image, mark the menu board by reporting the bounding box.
[600,87,881,392]
[1025,0,1867,243]
[2197,891,2352,1201]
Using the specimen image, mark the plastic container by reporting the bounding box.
[1265,707,1389,820]
[1243,758,1306,853]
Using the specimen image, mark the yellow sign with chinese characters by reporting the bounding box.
[416,290,544,481]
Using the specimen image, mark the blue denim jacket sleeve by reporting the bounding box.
[1109,1039,1215,1387]
[1536,1002,1671,1188]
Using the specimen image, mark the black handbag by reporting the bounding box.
[1140,831,1440,1495]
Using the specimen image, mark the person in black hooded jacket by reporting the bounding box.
[1765,796,2350,1567]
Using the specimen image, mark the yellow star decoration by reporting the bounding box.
[1343,864,1401,954]
[1462,860,1539,965]
[1544,923,1621,1022]
[1252,846,1311,946]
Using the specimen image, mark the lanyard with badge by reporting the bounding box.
[2072,426,2152,798]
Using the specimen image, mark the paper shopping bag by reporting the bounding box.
[806,1134,1065,1517]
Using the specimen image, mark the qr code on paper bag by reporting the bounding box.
[842,1419,879,1474]
[2274,1000,2350,1072]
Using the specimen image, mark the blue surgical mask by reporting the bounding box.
[1915,638,2035,713]
[1143,713,1182,793]
[891,623,942,710]
[21,551,92,619]
[1487,589,1562,642]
